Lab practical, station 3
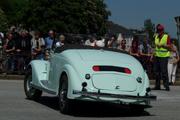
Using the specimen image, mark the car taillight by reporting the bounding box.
[92,66,100,71]
[92,65,132,74]
[124,68,131,74]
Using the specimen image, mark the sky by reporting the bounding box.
[104,0,180,38]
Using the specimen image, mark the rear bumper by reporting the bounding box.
[73,90,157,101]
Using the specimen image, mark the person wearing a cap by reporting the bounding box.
[152,24,171,91]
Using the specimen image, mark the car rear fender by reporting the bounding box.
[56,64,83,98]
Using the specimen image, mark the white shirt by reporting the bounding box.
[55,42,64,48]
[169,45,179,64]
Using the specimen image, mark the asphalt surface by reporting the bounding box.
[0,80,180,120]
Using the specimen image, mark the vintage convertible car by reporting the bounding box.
[24,45,156,114]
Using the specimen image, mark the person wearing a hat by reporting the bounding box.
[152,24,171,91]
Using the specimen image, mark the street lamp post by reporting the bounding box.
[175,16,180,53]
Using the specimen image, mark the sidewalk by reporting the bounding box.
[0,74,24,80]
[0,74,180,86]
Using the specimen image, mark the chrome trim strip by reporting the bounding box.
[73,90,157,101]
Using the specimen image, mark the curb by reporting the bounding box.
[0,75,24,80]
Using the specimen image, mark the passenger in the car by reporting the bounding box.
[55,34,65,48]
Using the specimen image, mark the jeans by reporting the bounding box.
[168,62,178,83]
[6,55,15,72]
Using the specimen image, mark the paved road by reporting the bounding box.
[0,80,180,120]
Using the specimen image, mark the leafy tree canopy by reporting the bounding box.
[0,0,27,24]
[0,8,8,32]
[20,0,111,35]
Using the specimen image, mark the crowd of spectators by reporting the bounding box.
[0,26,179,84]
[0,26,155,76]
[0,26,65,74]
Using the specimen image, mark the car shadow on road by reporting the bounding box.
[35,96,153,117]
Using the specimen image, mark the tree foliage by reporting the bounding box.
[20,0,110,35]
[0,0,110,35]
[0,9,8,32]
[0,0,27,24]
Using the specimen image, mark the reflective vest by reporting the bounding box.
[155,34,170,57]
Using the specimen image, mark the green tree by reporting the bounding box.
[0,8,8,32]
[0,0,28,24]
[20,0,110,35]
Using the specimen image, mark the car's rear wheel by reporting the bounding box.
[24,70,42,100]
[59,74,72,114]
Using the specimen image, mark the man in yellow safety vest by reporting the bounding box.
[152,24,171,91]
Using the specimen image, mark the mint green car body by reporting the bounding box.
[28,46,155,107]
